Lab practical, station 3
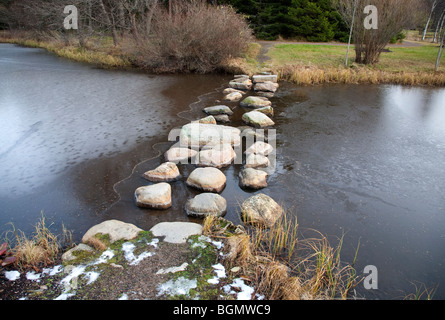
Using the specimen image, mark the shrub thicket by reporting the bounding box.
[132,1,253,73]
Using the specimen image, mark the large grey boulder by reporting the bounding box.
[82,220,144,244]
[180,123,241,147]
[242,111,275,128]
[185,193,227,218]
[143,162,181,182]
[240,194,282,227]
[186,167,226,193]
[150,222,203,244]
[197,144,236,168]
[239,168,268,190]
[240,96,272,109]
[203,105,233,116]
[135,183,172,209]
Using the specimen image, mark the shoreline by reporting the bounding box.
[1,31,444,87]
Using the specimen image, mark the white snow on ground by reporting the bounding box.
[157,276,198,297]
[122,242,155,266]
[156,262,189,275]
[208,263,227,284]
[26,271,41,281]
[223,278,255,300]
[4,270,21,281]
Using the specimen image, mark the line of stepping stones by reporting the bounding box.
[135,73,283,227]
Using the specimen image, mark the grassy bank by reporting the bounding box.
[0,31,132,69]
[266,42,445,86]
[2,31,444,86]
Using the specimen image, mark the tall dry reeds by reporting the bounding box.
[4,214,72,271]
[275,64,445,86]
[203,212,360,300]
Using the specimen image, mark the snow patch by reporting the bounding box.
[122,242,154,266]
[157,276,197,297]
[4,270,20,281]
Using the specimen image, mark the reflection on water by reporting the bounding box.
[1,43,445,299]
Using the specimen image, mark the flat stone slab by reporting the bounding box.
[185,193,227,218]
[82,220,144,244]
[229,78,252,90]
[242,111,275,128]
[240,96,272,109]
[252,74,278,83]
[193,116,217,125]
[150,222,203,244]
[180,123,241,147]
[203,105,233,116]
[164,147,198,163]
[186,167,226,193]
[197,144,236,168]
[143,162,181,182]
[254,81,279,93]
[135,183,172,209]
[245,141,274,156]
[223,91,243,102]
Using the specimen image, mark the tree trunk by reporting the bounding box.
[423,0,437,41]
[436,29,445,71]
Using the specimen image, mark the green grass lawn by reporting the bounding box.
[268,43,444,73]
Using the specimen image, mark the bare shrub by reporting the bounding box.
[132,1,253,73]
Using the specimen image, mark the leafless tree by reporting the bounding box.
[336,0,426,64]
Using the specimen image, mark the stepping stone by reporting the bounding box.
[164,147,198,163]
[245,141,274,156]
[185,193,227,218]
[223,91,243,102]
[223,88,245,95]
[239,168,268,190]
[180,123,241,147]
[229,78,252,90]
[186,167,226,193]
[135,183,172,209]
[193,115,217,125]
[143,162,181,182]
[254,81,279,93]
[197,144,235,168]
[242,111,275,128]
[82,220,144,244]
[256,91,275,98]
[240,96,272,109]
[214,114,231,124]
[245,153,270,168]
[255,106,274,117]
[240,193,283,227]
[150,222,203,244]
[203,105,233,116]
[252,74,278,83]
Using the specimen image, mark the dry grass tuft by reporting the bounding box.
[204,211,360,300]
[5,214,72,271]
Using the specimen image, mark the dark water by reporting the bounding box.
[1,43,445,299]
